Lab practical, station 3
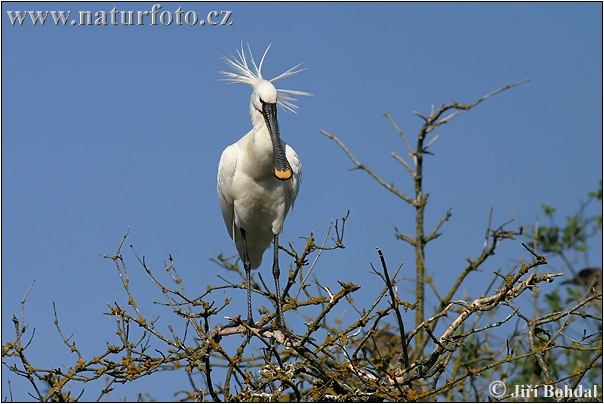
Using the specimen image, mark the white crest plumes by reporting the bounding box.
[219,43,312,113]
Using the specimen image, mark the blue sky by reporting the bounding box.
[2,2,602,400]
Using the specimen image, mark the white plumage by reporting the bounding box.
[218,141,301,269]
[216,44,310,327]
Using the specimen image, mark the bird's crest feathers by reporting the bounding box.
[220,43,312,113]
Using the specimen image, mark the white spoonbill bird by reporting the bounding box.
[217,44,310,328]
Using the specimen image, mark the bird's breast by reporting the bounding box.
[232,174,288,229]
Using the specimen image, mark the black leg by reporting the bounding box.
[272,235,286,329]
[240,228,254,326]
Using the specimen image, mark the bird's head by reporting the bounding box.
[251,79,278,111]
[250,79,279,129]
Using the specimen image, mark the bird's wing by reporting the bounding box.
[285,145,302,210]
[217,144,238,241]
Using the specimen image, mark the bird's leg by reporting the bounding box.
[240,228,254,326]
[272,235,287,329]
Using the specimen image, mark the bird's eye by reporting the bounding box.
[254,97,265,111]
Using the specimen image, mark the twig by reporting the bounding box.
[384,111,413,154]
[319,130,415,205]
[376,247,410,369]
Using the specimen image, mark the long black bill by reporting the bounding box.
[262,102,292,181]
